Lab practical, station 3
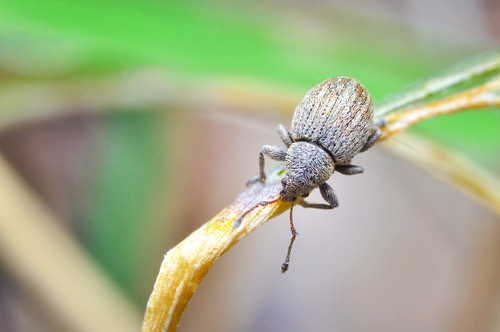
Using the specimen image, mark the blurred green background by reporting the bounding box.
[0,1,498,332]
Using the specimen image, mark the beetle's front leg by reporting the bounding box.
[248,145,287,185]
[299,182,339,209]
[259,145,287,181]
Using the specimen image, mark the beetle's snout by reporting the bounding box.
[281,192,296,202]
[279,188,296,203]
[280,176,310,202]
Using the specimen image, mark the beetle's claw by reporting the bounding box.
[246,175,266,187]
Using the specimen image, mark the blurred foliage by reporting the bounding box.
[85,111,169,305]
[0,0,498,309]
[0,0,444,85]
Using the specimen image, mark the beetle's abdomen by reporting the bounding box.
[291,77,374,163]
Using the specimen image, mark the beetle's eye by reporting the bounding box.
[281,178,287,186]
[301,193,309,198]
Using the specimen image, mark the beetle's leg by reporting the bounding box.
[360,127,381,153]
[277,124,294,148]
[259,145,287,180]
[336,164,364,175]
[248,145,286,185]
[299,183,339,210]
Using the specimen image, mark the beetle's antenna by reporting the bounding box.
[232,194,283,229]
[281,202,298,273]
[388,135,419,153]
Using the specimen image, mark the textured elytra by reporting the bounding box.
[291,77,374,163]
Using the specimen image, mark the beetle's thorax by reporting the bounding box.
[281,142,334,202]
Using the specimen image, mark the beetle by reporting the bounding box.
[236,77,381,272]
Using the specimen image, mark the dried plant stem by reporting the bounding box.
[375,50,500,116]
[378,77,500,141]
[142,170,289,332]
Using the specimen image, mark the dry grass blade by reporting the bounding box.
[378,76,500,140]
[376,50,500,116]
[141,167,289,332]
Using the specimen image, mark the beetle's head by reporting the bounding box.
[279,177,311,202]
[280,142,334,202]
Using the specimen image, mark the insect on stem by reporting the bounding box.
[232,194,283,229]
[281,202,298,273]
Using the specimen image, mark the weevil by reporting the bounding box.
[235,77,381,272]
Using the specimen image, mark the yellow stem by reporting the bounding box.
[141,172,290,332]
[378,78,500,140]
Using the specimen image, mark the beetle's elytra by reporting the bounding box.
[235,77,381,272]
[292,77,374,163]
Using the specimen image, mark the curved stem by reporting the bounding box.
[141,166,290,332]
[375,50,500,116]
[378,77,500,140]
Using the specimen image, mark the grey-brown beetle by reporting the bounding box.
[235,77,381,272]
